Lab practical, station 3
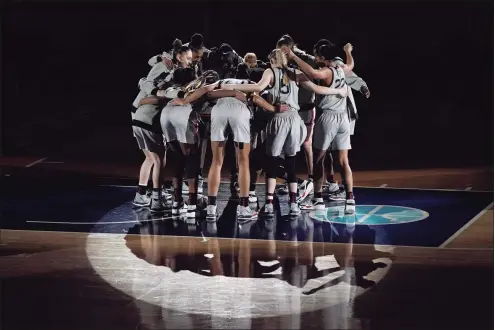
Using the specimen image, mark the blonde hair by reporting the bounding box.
[244,52,257,63]
[269,49,289,85]
[183,70,219,96]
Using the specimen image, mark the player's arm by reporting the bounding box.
[293,47,318,68]
[339,43,355,75]
[221,69,273,93]
[171,82,221,106]
[138,96,160,106]
[207,89,247,102]
[286,49,330,80]
[345,71,370,98]
[251,94,282,112]
[297,70,347,97]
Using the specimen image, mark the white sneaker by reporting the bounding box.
[300,198,325,211]
[329,190,346,201]
[261,203,274,215]
[197,175,204,195]
[181,181,189,194]
[324,182,340,194]
[187,204,197,219]
[296,180,314,203]
[206,205,217,222]
[133,193,151,208]
[237,205,258,223]
[161,190,173,201]
[345,199,356,214]
[289,202,301,216]
[248,191,258,203]
[172,201,188,215]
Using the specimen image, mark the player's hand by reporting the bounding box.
[280,45,294,59]
[234,91,247,102]
[338,87,348,98]
[171,98,185,106]
[275,103,290,113]
[361,85,370,98]
[343,43,353,53]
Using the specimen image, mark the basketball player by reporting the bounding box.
[311,40,370,196]
[173,79,289,222]
[283,43,356,214]
[223,49,348,216]
[148,38,209,196]
[130,40,179,211]
[275,35,316,203]
[148,33,209,77]
[159,69,220,219]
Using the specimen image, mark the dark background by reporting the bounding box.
[1,0,493,171]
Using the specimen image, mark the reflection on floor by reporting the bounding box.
[1,176,493,330]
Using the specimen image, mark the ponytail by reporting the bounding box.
[269,49,289,85]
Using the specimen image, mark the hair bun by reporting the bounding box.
[172,38,183,50]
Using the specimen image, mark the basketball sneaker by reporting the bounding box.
[248,191,258,203]
[300,198,326,211]
[206,205,217,222]
[237,205,258,223]
[133,193,151,208]
[296,180,314,203]
[172,201,188,216]
[289,202,301,216]
[345,199,356,214]
[260,203,274,215]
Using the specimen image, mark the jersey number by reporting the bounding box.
[334,77,346,88]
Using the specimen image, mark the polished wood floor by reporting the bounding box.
[0,159,493,330]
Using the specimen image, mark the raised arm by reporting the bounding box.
[340,43,354,75]
[297,71,348,97]
[221,69,273,93]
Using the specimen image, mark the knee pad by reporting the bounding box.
[285,156,297,183]
[185,153,200,179]
[265,156,279,179]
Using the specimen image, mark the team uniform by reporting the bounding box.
[160,83,206,219]
[262,68,307,216]
[313,65,351,152]
[131,60,174,211]
[210,79,252,144]
[205,78,258,221]
[265,69,307,158]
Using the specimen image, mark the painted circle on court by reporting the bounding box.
[310,205,429,225]
[85,200,394,321]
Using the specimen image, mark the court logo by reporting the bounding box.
[310,205,429,225]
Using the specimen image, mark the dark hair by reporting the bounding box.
[172,38,191,63]
[276,34,294,49]
[189,33,204,51]
[173,67,197,86]
[318,45,340,62]
[313,39,336,56]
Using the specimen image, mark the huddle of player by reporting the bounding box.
[131,33,371,223]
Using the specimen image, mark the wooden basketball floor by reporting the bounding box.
[0,157,493,330]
